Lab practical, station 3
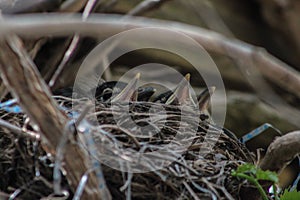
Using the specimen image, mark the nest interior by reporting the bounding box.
[0,81,256,200]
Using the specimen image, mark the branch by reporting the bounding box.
[127,0,172,16]
[0,35,107,199]
[0,14,299,99]
[259,131,300,173]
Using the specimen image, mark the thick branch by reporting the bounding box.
[0,14,299,98]
[0,35,105,199]
[259,131,300,173]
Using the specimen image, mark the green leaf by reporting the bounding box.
[256,169,279,183]
[234,163,257,174]
[280,189,300,200]
[231,163,276,200]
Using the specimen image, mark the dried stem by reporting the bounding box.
[126,0,172,16]
[49,0,99,88]
[0,35,105,199]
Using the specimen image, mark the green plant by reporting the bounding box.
[280,188,300,200]
[231,163,278,200]
[232,164,300,200]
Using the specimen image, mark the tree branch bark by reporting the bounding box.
[0,35,107,199]
[0,14,299,99]
[259,131,300,173]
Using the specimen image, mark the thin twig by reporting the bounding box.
[126,0,172,16]
[0,118,39,140]
[99,124,141,148]
[49,0,99,88]
[183,181,200,200]
[60,0,88,12]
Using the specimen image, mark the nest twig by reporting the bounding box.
[0,93,256,199]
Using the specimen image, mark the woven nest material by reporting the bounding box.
[0,84,255,200]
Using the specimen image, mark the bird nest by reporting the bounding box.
[0,80,255,200]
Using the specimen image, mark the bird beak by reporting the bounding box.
[165,74,196,107]
[111,73,140,102]
[197,86,216,112]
